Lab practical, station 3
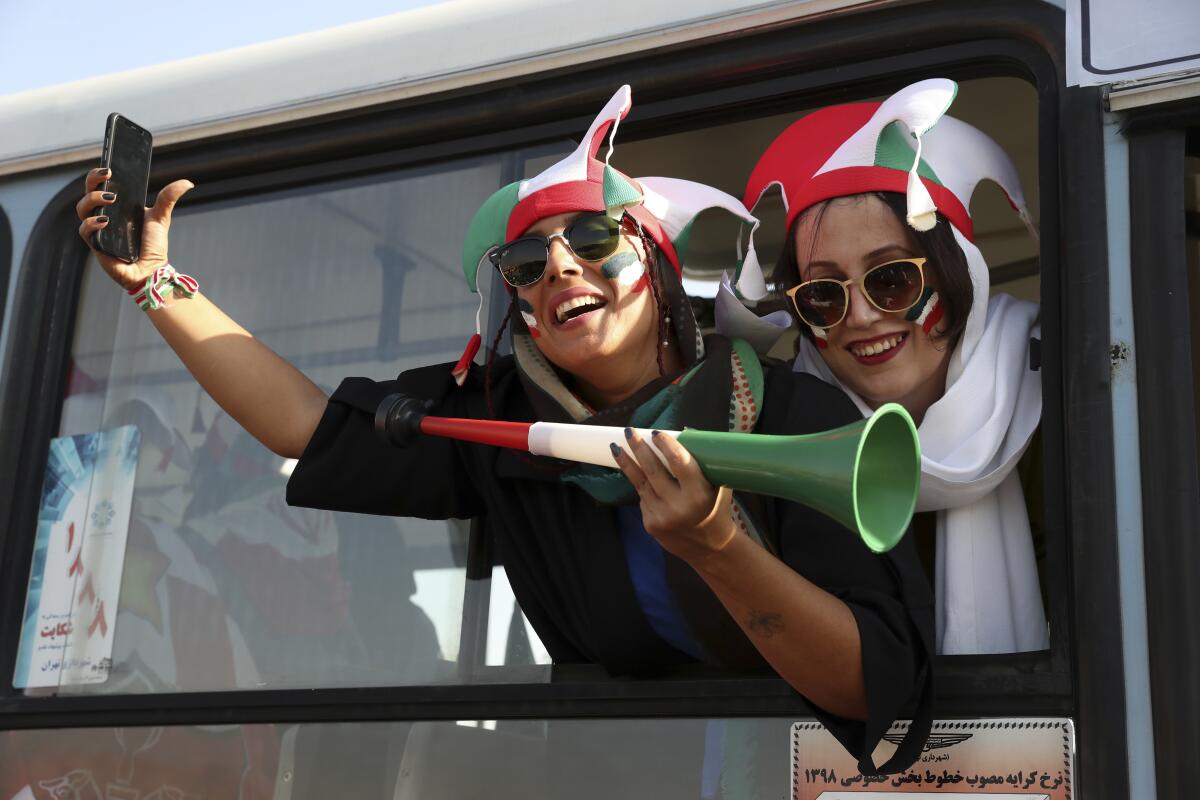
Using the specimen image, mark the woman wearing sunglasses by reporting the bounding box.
[76,86,933,774]
[719,79,1045,657]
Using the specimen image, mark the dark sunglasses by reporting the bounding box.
[489,212,632,288]
[785,258,927,329]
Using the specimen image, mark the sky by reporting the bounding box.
[0,0,446,98]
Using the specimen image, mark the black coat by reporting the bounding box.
[286,354,934,772]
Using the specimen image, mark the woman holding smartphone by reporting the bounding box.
[719,79,1045,656]
[77,86,933,772]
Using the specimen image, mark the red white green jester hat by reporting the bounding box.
[717,78,1038,363]
[456,84,757,391]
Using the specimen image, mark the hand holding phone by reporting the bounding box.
[76,115,194,292]
[93,113,152,263]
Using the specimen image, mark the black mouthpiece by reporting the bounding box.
[375,393,430,447]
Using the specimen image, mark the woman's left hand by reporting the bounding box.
[611,429,739,564]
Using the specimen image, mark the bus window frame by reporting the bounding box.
[0,2,1130,798]
[0,205,9,337]
[1125,105,1200,799]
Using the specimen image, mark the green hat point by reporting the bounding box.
[462,182,522,292]
[602,164,643,219]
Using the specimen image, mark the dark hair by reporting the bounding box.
[776,192,973,347]
[484,217,672,417]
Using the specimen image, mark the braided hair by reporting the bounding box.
[633,221,672,377]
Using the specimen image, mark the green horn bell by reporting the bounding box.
[676,403,920,553]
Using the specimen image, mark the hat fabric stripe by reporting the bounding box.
[874,122,943,184]
[507,181,606,240]
[783,166,973,242]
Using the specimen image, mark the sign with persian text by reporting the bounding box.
[14,427,140,688]
[792,718,1075,800]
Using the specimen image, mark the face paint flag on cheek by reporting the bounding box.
[600,251,647,290]
[904,288,944,335]
[517,298,541,338]
[453,85,759,386]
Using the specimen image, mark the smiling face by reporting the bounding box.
[793,194,952,420]
[513,212,668,403]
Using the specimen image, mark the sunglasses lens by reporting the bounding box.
[864,261,923,311]
[567,214,622,261]
[495,214,624,286]
[793,281,847,328]
[497,238,549,287]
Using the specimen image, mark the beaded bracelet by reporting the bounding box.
[127,264,199,311]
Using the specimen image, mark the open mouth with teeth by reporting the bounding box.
[555,295,608,325]
[848,332,908,361]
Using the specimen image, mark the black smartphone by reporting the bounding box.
[93,113,153,263]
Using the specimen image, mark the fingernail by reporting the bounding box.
[650,430,660,438]
[97,168,110,176]
[95,216,109,224]
[609,442,621,458]
[101,192,115,201]
[624,427,633,440]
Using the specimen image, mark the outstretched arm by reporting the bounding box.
[76,168,327,458]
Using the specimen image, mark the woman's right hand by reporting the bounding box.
[76,168,195,291]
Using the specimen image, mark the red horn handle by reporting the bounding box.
[419,416,532,450]
[376,393,532,451]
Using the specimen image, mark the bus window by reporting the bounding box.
[28,156,522,695]
[11,80,1058,714]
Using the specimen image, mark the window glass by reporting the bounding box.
[485,566,553,669]
[26,157,511,694]
[0,718,796,800]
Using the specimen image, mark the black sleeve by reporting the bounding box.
[760,367,935,775]
[286,362,485,520]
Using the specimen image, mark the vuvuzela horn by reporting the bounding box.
[376,394,920,553]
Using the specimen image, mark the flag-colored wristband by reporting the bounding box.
[127,264,199,311]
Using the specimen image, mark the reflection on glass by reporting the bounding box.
[486,566,552,667]
[0,718,796,800]
[35,157,510,694]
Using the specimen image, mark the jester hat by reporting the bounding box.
[454,85,756,384]
[729,78,1037,303]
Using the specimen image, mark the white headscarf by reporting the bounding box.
[718,245,1044,654]
[790,229,1045,654]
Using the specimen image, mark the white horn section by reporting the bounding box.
[528,422,681,468]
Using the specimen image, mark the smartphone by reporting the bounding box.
[93,113,153,263]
